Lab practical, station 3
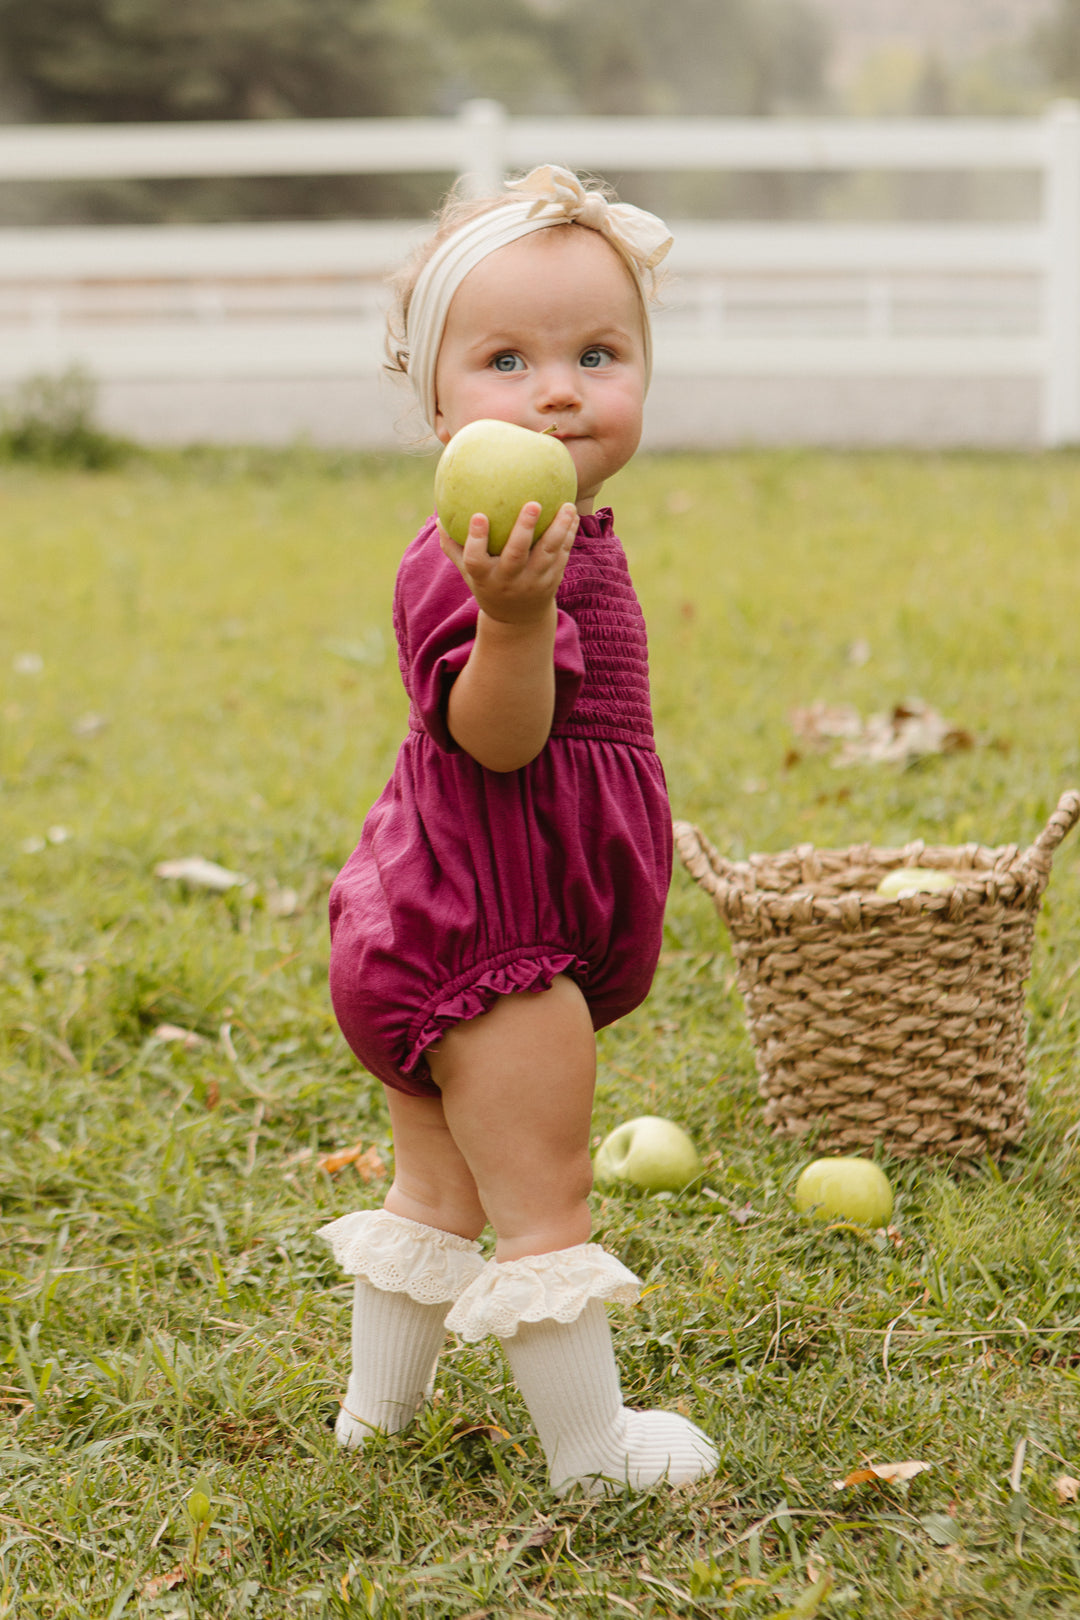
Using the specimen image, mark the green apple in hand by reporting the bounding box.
[594,1116,703,1194]
[435,419,577,554]
[876,867,956,898]
[794,1157,894,1227]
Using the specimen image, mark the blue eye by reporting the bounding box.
[491,353,525,373]
[580,347,613,369]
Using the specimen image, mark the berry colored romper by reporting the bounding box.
[328,508,672,1097]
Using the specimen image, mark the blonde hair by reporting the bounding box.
[385,173,664,384]
[386,183,508,380]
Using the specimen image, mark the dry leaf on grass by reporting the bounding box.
[283,1146,315,1167]
[833,1460,932,1489]
[140,1568,186,1599]
[266,885,299,917]
[790,701,862,746]
[154,856,248,891]
[153,1023,205,1049]
[451,1422,521,1457]
[791,698,974,768]
[72,712,109,737]
[317,1142,386,1180]
[1055,1475,1080,1504]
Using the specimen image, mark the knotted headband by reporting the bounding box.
[404,164,673,433]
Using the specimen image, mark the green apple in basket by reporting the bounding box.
[876,867,956,898]
[594,1116,704,1194]
[435,419,577,555]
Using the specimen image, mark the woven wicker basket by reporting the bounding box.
[674,791,1080,1160]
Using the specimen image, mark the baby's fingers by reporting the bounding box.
[440,514,493,574]
[496,501,544,566]
[501,500,578,568]
[538,501,580,554]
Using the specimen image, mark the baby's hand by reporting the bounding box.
[438,501,579,626]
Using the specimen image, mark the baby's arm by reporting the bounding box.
[439,500,579,772]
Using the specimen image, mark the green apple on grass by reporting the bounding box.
[435,419,578,555]
[794,1156,894,1228]
[594,1116,703,1194]
[876,867,956,898]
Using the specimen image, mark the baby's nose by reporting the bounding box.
[536,365,582,410]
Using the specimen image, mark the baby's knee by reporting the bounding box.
[567,1146,596,1207]
[384,1178,486,1241]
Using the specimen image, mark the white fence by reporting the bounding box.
[2,100,1079,447]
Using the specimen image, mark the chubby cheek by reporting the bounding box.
[436,390,532,445]
[602,389,645,462]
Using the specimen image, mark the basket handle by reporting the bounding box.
[673,818,733,898]
[1017,789,1080,891]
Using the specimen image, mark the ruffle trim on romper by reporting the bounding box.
[317,1209,485,1303]
[445,1243,642,1342]
[403,949,587,1079]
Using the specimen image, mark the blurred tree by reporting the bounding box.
[0,0,437,122]
[550,0,829,218]
[425,0,572,114]
[0,0,446,218]
[428,0,827,117]
[911,53,953,117]
[1033,0,1080,92]
[0,0,831,220]
[424,0,829,217]
[561,0,823,116]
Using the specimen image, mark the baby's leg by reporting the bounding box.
[428,972,596,1260]
[318,1089,487,1448]
[431,976,718,1494]
[382,1089,487,1240]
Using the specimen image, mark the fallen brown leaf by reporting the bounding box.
[452,1422,510,1441]
[154,856,248,891]
[153,1023,205,1049]
[317,1143,386,1180]
[352,1146,387,1182]
[790,701,862,746]
[834,1460,931,1489]
[791,698,975,769]
[140,1568,186,1599]
[72,712,109,737]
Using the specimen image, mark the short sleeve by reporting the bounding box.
[396,519,586,754]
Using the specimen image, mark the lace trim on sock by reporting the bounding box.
[445,1243,641,1341]
[317,1209,485,1303]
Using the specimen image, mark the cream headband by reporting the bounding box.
[404,164,673,433]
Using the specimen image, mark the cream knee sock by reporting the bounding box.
[503,1300,719,1495]
[336,1280,450,1446]
[445,1244,719,1496]
[318,1209,485,1450]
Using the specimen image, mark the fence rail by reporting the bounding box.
[2,101,1079,446]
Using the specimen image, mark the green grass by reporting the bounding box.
[2,445,1080,1619]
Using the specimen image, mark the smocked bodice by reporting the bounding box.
[397,507,655,755]
[547,508,654,749]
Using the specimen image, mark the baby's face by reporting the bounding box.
[433,225,647,512]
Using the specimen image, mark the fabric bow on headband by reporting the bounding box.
[404,164,674,433]
[505,165,673,276]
